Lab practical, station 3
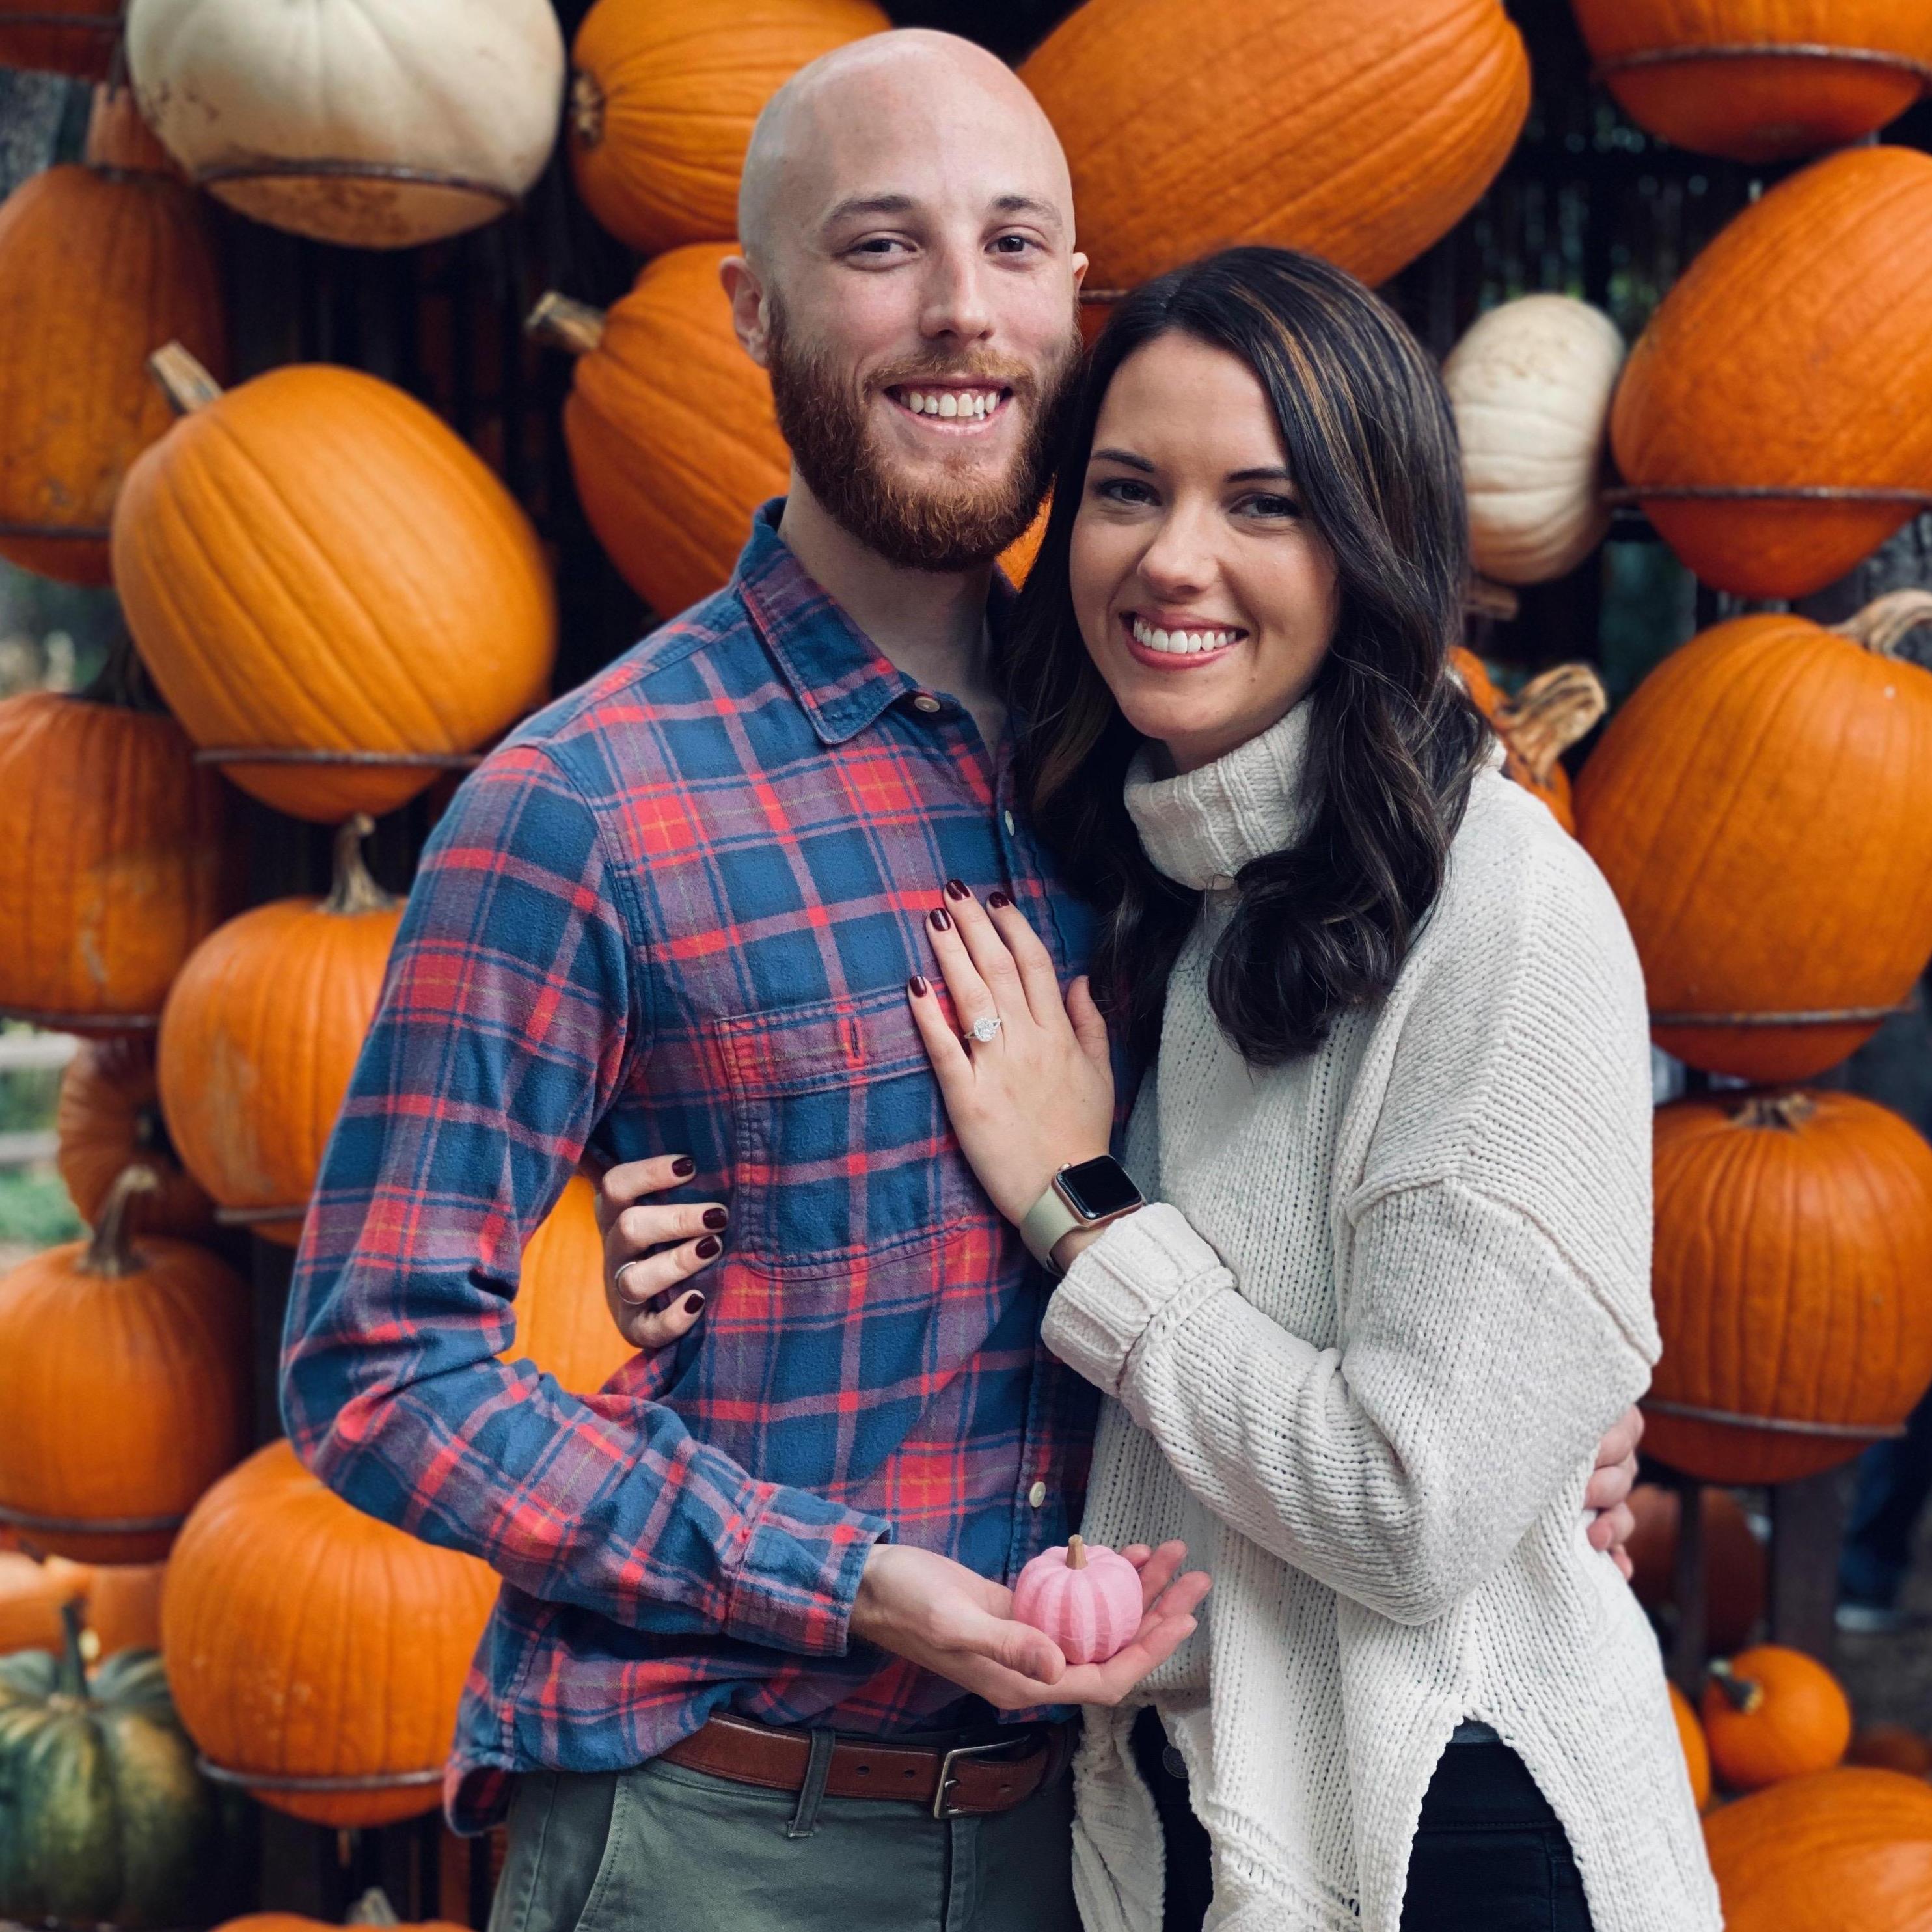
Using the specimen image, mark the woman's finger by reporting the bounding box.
[607,1199,728,1264]
[595,1153,698,1234]
[981,891,1067,1027]
[940,880,1029,1013]
[1066,976,1113,1071]
[925,903,1002,1041]
[907,972,976,1091]
[616,1286,709,1352]
[612,1232,724,1306]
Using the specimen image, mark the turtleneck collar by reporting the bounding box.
[1123,698,1314,891]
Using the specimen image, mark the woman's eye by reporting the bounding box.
[1240,493,1302,519]
[1093,478,1156,506]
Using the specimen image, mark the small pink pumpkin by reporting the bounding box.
[1012,1534,1142,1665]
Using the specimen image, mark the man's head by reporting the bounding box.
[726,30,1085,573]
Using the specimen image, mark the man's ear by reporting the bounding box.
[1070,251,1089,294]
[720,254,772,370]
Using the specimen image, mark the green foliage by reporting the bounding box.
[0,1169,81,1249]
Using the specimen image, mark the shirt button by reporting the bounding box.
[912,694,942,714]
[1003,810,1017,835]
[1027,1480,1048,1509]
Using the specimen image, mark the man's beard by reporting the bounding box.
[766,297,1080,574]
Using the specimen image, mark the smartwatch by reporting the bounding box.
[1021,1156,1146,1274]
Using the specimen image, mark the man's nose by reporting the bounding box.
[918,247,994,344]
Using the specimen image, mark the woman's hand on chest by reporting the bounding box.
[907,880,1117,1228]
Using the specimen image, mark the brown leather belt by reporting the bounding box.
[659,1713,1074,1821]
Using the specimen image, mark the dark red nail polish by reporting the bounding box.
[695,1235,722,1260]
[684,1293,705,1315]
[671,1155,696,1178]
[703,1206,728,1231]
[987,890,1013,910]
[945,878,970,900]
[929,907,953,931]
[908,973,930,996]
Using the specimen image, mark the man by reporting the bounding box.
[282,30,1640,1930]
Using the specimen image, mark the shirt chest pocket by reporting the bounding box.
[713,985,973,1277]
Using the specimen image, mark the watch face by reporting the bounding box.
[1059,1156,1143,1221]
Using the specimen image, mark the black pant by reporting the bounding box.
[1130,1710,1595,1932]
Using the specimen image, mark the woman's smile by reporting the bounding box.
[1118,609,1247,670]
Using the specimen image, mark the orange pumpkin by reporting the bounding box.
[0,86,224,586]
[506,1173,636,1395]
[215,1892,469,1932]
[0,1552,91,1654]
[0,685,237,1028]
[537,264,1068,619]
[1648,1091,1932,1484]
[0,1553,170,1657]
[1671,1682,1713,1812]
[1703,1646,1853,1792]
[1610,147,1932,599]
[1449,649,1605,834]
[1022,0,1528,295]
[162,1439,499,1827]
[1705,1767,1932,1932]
[565,0,889,254]
[1577,590,1932,1080]
[1625,1483,1767,1655]
[0,2,122,82]
[1571,1,1932,163]
[1850,1726,1932,1779]
[112,346,556,822]
[57,1035,213,1239]
[157,816,402,1245]
[0,1167,248,1561]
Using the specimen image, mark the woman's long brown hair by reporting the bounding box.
[1005,247,1487,1066]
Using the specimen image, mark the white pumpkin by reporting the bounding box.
[125,0,565,249]
[1442,293,1625,585]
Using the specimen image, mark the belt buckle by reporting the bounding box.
[931,1737,1025,1821]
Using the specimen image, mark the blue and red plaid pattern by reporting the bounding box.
[280,504,1100,1831]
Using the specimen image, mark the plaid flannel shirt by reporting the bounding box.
[280,503,1101,1831]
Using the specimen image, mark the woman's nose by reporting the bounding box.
[1137,511,1216,597]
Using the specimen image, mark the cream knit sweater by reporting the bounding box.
[1042,701,1720,1932]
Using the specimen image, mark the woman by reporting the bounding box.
[608,249,1716,1932]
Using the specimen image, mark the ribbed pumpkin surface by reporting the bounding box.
[112,363,556,821]
[156,875,401,1245]
[1702,1644,1852,1791]
[1571,0,1932,163]
[161,1440,499,1827]
[0,692,234,1024]
[564,243,791,618]
[567,0,889,254]
[1648,1091,1932,1484]
[1611,146,1932,600]
[1022,0,1529,293]
[1575,600,1932,1079]
[1704,1768,1932,1931]
[506,1173,636,1396]
[0,1221,248,1561]
[0,1,121,79]
[0,157,224,586]
[57,1037,213,1240]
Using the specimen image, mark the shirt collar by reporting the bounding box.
[733,498,1014,746]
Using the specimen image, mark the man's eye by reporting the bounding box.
[850,238,908,257]
[991,234,1037,255]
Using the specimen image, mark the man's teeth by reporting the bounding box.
[899,388,1002,419]
[1130,616,1240,655]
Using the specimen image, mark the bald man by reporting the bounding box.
[282,30,1641,1929]
[280,31,1195,1931]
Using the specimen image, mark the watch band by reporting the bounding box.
[1020,1183,1085,1273]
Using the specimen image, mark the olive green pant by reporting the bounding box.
[487,1748,1082,1932]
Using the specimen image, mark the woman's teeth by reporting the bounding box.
[1130,616,1240,655]
[898,388,1002,420]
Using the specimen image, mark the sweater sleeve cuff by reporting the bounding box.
[722,1486,891,1658]
[1041,1201,1229,1398]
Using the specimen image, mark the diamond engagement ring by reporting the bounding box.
[966,1014,1003,1044]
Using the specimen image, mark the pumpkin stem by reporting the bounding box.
[1067,1534,1088,1571]
[80,1165,159,1279]
[1730,1091,1817,1133]
[526,292,608,357]
[1463,578,1519,623]
[148,341,224,417]
[1492,663,1607,784]
[83,83,172,178]
[567,68,606,148]
[324,815,400,918]
[347,1890,402,1929]
[1706,1657,1764,1715]
[56,1596,90,1700]
[1830,590,1932,659]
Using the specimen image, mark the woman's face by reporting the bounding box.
[1068,331,1340,774]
